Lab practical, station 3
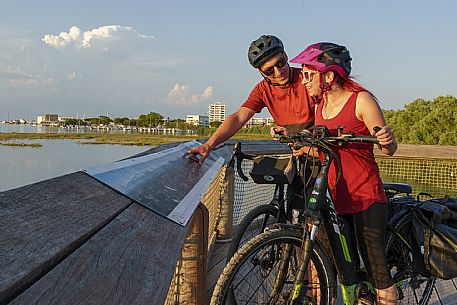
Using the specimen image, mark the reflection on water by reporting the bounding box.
[0,123,192,134]
[0,139,147,192]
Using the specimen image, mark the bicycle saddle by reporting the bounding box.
[383,182,412,194]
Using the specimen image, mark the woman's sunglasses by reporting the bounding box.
[301,70,317,82]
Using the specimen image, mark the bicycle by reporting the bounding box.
[211,126,440,305]
[226,142,318,262]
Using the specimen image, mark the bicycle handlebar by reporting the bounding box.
[277,125,379,151]
[232,142,256,182]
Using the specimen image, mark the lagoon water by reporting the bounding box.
[0,124,147,191]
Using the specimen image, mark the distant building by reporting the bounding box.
[45,114,58,122]
[186,115,209,127]
[37,114,60,126]
[36,116,45,124]
[246,117,274,127]
[208,102,227,123]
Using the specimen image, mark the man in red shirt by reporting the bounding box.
[184,35,314,163]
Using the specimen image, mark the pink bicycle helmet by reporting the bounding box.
[290,42,352,78]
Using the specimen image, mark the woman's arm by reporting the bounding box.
[355,91,397,156]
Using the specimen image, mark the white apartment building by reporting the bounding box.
[208,102,227,123]
[186,114,209,127]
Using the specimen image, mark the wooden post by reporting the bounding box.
[216,164,234,242]
[164,203,208,305]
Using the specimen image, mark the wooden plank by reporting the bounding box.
[206,242,230,301]
[9,204,187,305]
[0,172,131,304]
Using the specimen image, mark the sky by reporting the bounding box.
[0,0,456,121]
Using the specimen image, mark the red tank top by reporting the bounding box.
[315,93,387,214]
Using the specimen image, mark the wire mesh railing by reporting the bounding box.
[233,155,457,225]
[376,156,457,197]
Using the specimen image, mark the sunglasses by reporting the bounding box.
[301,70,317,82]
[260,57,288,76]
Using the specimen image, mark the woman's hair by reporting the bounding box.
[342,77,379,102]
[342,77,368,93]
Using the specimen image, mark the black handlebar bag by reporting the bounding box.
[412,197,457,279]
[249,156,296,184]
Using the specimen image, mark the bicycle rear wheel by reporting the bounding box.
[227,204,279,262]
[386,211,435,304]
[211,226,337,305]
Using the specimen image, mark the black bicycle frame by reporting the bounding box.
[289,147,365,304]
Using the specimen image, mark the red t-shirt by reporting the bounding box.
[315,92,387,214]
[242,68,314,128]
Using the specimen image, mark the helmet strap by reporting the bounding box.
[316,72,338,104]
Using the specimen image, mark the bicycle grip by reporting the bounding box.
[373,126,381,133]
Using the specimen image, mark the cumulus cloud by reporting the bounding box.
[42,25,153,49]
[167,83,213,104]
[0,24,155,92]
[191,86,213,102]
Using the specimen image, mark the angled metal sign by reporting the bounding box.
[84,140,225,226]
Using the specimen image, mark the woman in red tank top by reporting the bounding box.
[290,43,397,305]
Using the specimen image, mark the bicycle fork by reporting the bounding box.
[288,220,321,305]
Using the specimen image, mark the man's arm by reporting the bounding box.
[184,107,256,163]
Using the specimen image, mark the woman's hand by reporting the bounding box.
[373,126,395,146]
[373,125,397,156]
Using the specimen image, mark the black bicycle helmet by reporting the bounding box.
[248,35,285,68]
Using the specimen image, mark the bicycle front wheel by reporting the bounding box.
[386,211,435,305]
[211,226,337,305]
[227,204,279,262]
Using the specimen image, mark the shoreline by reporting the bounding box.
[1,132,456,159]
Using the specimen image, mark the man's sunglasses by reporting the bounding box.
[260,57,288,76]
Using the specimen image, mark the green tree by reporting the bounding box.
[137,112,164,127]
[64,118,78,126]
[210,121,223,128]
[383,95,457,145]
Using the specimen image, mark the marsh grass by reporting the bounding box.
[0,142,42,148]
[0,132,270,146]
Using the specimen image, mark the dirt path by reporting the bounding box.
[374,144,457,159]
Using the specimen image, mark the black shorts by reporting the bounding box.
[332,202,395,289]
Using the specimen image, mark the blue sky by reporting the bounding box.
[0,0,456,121]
